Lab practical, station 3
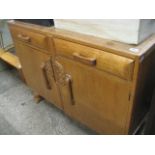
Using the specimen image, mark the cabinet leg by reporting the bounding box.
[18,68,26,83]
[33,93,43,104]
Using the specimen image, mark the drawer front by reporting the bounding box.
[54,38,134,80]
[10,26,48,50]
[97,52,134,80]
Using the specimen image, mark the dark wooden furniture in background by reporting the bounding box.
[8,20,155,135]
[144,89,155,134]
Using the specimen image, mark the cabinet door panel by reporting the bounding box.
[56,56,131,134]
[15,41,62,109]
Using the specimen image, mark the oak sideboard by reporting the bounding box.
[8,20,155,134]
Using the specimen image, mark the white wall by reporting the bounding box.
[0,20,13,48]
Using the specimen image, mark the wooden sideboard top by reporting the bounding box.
[8,20,155,59]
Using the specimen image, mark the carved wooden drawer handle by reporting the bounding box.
[66,74,75,105]
[41,62,52,90]
[73,52,96,66]
[17,34,31,42]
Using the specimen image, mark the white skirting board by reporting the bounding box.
[54,19,155,44]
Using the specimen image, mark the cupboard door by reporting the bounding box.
[14,41,62,109]
[55,56,131,134]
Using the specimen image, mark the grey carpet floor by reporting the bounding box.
[0,69,94,135]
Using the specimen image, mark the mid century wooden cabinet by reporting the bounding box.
[9,21,155,134]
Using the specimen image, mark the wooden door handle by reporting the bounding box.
[66,74,75,105]
[49,58,56,82]
[17,34,31,42]
[73,52,96,66]
[41,63,52,90]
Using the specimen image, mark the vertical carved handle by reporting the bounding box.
[41,62,52,90]
[66,74,75,105]
[52,59,75,105]
[49,58,56,82]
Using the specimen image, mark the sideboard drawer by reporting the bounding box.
[54,38,134,80]
[54,38,98,59]
[10,26,48,50]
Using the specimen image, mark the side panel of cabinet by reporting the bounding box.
[55,56,132,134]
[14,41,62,109]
